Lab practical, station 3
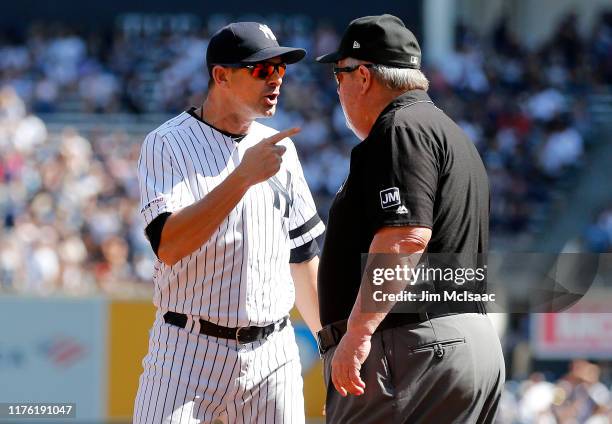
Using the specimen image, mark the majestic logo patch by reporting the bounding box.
[258,24,277,40]
[396,205,409,215]
[140,197,165,213]
[353,41,360,49]
[380,187,401,209]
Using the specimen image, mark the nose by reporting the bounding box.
[267,71,282,87]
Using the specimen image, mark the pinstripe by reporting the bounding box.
[245,186,255,326]
[271,334,280,424]
[196,124,222,321]
[239,204,250,327]
[139,116,323,324]
[146,295,164,424]
[168,327,191,420]
[250,373,256,423]
[223,136,242,328]
[175,130,205,315]
[167,133,195,312]
[195,342,220,419]
[176,311,200,424]
[149,323,169,423]
[281,339,289,424]
[209,352,240,418]
[269,189,280,322]
[258,340,270,421]
[254,347,263,422]
[159,323,181,422]
[260,183,269,314]
[199,339,229,420]
[209,130,236,327]
[187,125,215,319]
[199,123,233,323]
[226,203,240,327]
[192,333,213,421]
[136,111,323,423]
[254,184,265,324]
[143,320,166,420]
[134,320,157,423]
[241,350,251,424]
[262,344,270,423]
[168,145,180,312]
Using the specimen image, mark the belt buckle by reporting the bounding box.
[235,326,246,344]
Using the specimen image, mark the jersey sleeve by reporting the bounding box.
[285,141,325,249]
[362,126,439,230]
[138,131,194,226]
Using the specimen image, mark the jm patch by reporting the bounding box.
[380,187,401,209]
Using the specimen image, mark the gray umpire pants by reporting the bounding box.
[323,313,505,424]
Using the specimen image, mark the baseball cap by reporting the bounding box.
[206,22,306,72]
[316,14,421,69]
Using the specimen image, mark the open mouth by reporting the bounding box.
[263,93,279,105]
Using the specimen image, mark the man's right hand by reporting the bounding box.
[236,127,300,185]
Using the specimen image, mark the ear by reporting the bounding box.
[358,65,373,95]
[212,65,231,87]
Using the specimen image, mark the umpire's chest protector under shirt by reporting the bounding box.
[317,89,490,326]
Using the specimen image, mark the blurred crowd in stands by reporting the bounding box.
[0,86,149,294]
[584,203,612,253]
[499,360,612,424]
[0,11,611,295]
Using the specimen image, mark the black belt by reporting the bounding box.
[316,301,486,356]
[163,311,288,344]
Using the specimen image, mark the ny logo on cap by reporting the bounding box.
[353,41,360,49]
[258,24,277,41]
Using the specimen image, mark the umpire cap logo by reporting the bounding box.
[380,187,401,209]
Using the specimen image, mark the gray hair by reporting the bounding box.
[345,57,429,91]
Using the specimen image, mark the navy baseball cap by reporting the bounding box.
[316,14,421,69]
[206,22,306,72]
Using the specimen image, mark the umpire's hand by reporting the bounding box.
[331,330,370,397]
[236,127,300,185]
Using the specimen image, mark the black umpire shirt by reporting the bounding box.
[318,89,489,327]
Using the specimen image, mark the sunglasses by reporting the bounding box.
[332,63,375,84]
[215,62,287,80]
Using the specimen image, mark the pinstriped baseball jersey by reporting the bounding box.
[138,110,324,327]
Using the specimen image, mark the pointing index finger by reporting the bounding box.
[264,127,300,145]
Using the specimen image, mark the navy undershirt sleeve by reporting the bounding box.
[290,239,319,263]
[145,212,172,256]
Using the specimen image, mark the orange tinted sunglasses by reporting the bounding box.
[216,62,287,79]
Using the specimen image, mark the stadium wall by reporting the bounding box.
[0,297,325,422]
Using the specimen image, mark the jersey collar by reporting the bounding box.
[361,89,433,144]
[377,89,433,122]
[186,107,247,142]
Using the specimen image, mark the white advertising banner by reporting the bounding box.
[531,289,612,359]
[0,296,107,421]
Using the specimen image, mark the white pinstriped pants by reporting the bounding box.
[133,312,305,424]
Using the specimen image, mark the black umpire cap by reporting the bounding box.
[206,22,306,73]
[316,14,421,69]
